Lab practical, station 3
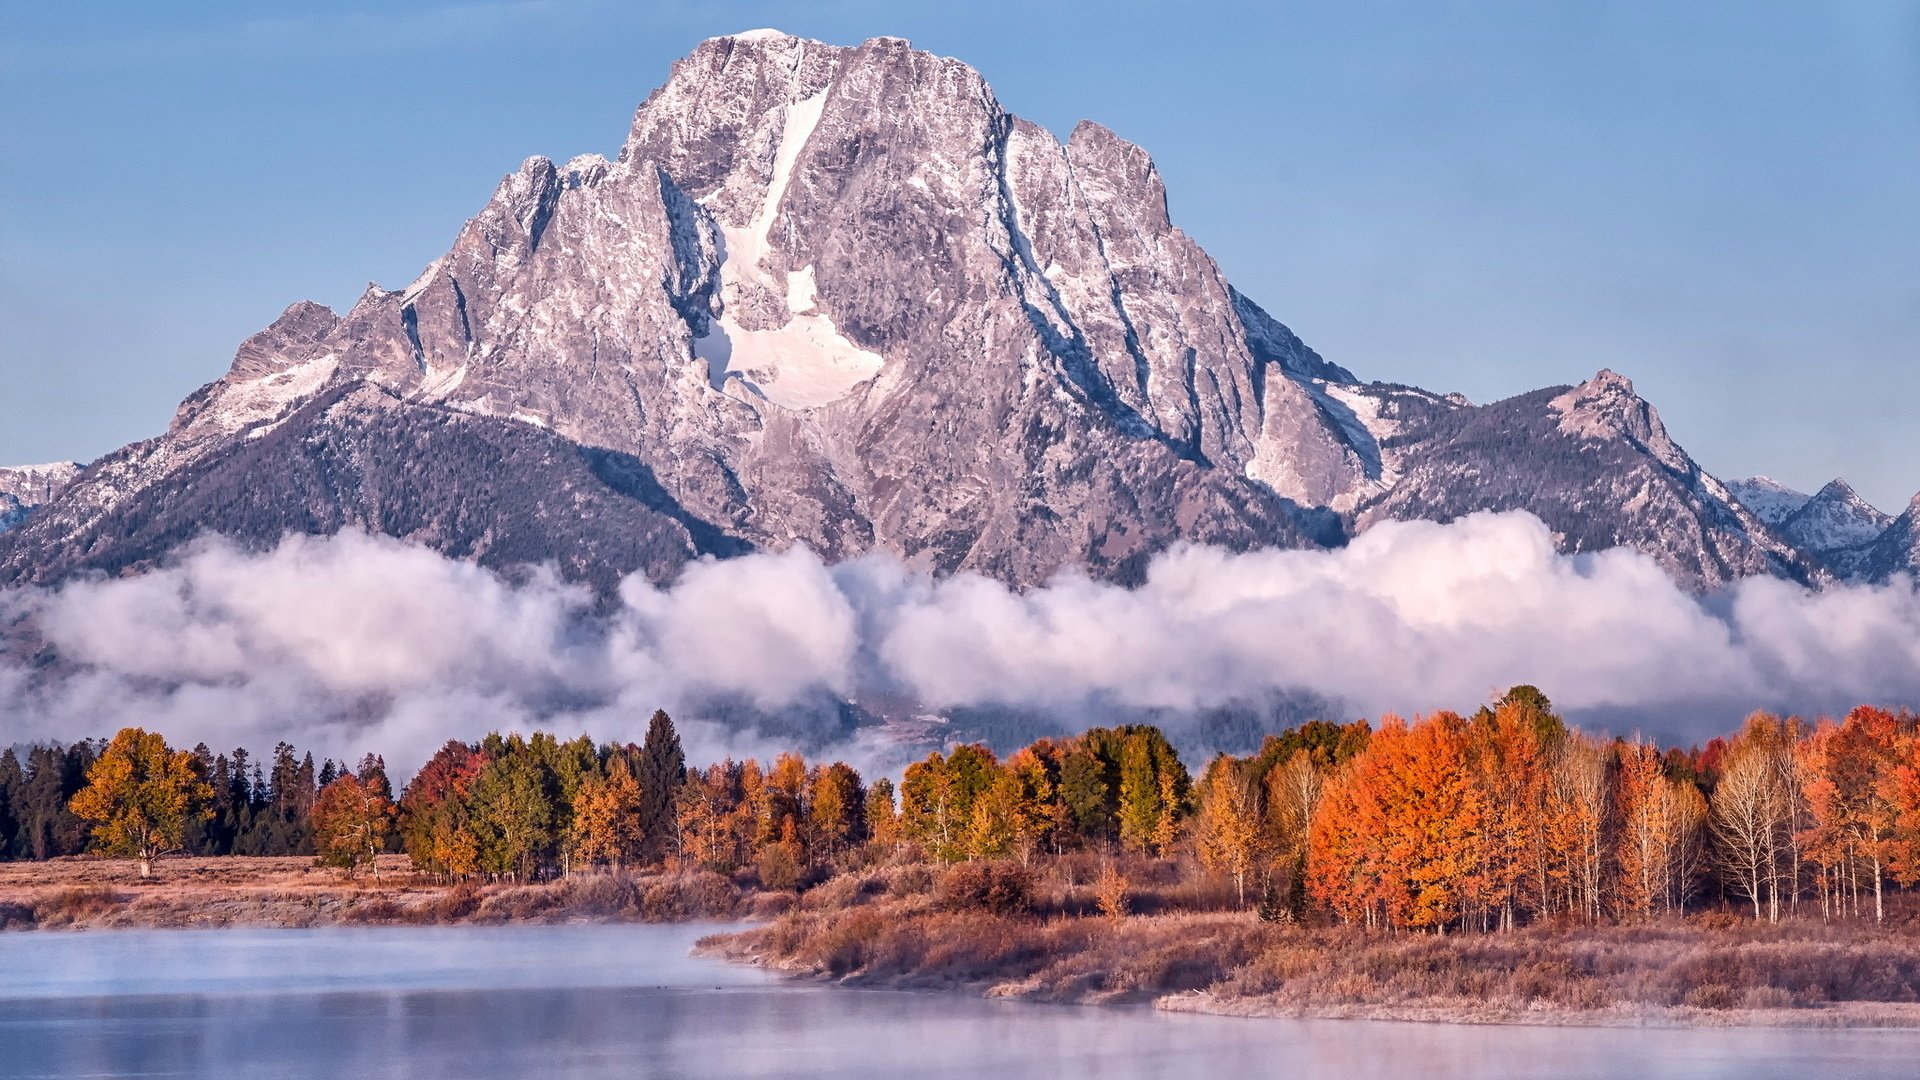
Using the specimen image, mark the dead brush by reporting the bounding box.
[32,885,125,927]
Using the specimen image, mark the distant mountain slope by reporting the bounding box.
[1343,371,1811,585]
[0,462,81,535]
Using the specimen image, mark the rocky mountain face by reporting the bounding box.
[0,463,80,535]
[1848,494,1920,583]
[0,31,1900,592]
[1334,371,1808,584]
[1721,476,1905,579]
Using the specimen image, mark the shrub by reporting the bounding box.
[641,871,740,921]
[887,865,936,898]
[1094,866,1129,920]
[33,886,124,927]
[936,861,1034,916]
[758,843,803,892]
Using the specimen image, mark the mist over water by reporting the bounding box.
[1,925,1914,1080]
[3,512,1919,776]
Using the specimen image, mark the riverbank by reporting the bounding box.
[13,855,1920,1031]
[697,881,1920,1030]
[0,855,779,929]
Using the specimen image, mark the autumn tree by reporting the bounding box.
[1195,756,1264,907]
[807,762,866,864]
[1800,706,1905,922]
[1710,714,1802,922]
[68,728,213,878]
[677,761,746,873]
[399,741,490,878]
[1308,713,1488,930]
[569,756,644,872]
[311,773,396,879]
[1613,742,1674,919]
[1546,735,1609,923]
[864,777,901,855]
[901,744,998,859]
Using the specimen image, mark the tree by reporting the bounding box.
[1710,714,1800,922]
[1196,757,1264,908]
[469,737,560,880]
[635,710,686,863]
[1117,730,1183,855]
[1308,713,1488,931]
[68,728,212,878]
[677,760,747,873]
[808,763,866,864]
[399,741,489,878]
[311,774,396,879]
[1613,741,1674,919]
[568,756,645,872]
[1801,707,1904,922]
[864,777,901,855]
[1545,735,1609,924]
[1263,749,1323,865]
[901,744,998,859]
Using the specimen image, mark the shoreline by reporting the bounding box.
[701,938,1920,1031]
[12,856,1920,1033]
[692,894,1920,1033]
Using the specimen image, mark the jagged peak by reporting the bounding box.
[1065,120,1170,230]
[1810,477,1871,507]
[1547,369,1693,474]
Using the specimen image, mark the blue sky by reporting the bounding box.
[3,1,1916,507]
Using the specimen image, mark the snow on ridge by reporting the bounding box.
[694,91,885,411]
[1726,476,1813,526]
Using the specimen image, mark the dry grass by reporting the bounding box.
[0,856,744,930]
[700,861,1920,1027]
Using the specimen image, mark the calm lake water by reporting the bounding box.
[2,924,1917,1079]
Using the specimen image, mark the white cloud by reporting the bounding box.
[3,513,1918,779]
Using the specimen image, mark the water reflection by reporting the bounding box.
[0,925,1914,1080]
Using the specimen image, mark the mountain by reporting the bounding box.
[1724,476,1901,578]
[0,463,80,534]
[1725,477,1812,527]
[0,31,1866,592]
[1849,493,1920,583]
[1342,371,1805,583]
[1777,480,1892,556]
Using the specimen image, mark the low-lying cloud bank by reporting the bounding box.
[2,512,1917,778]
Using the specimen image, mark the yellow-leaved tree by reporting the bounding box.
[69,727,213,878]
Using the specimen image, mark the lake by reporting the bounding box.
[1,924,1916,1079]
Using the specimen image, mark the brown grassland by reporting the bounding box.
[9,852,1920,1029]
[0,855,775,930]
[695,855,1920,1029]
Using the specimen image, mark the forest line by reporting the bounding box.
[10,688,1920,931]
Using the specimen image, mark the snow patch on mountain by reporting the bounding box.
[1727,476,1813,526]
[1780,480,1892,554]
[694,89,884,409]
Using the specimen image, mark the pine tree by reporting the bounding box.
[635,710,685,863]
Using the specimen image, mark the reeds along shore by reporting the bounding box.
[699,854,1920,1025]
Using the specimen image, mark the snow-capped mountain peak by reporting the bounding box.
[1726,476,1812,526]
[1778,478,1892,555]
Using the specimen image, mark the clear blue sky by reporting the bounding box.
[3,2,1916,507]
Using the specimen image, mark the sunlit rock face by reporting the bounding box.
[0,32,1864,591]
